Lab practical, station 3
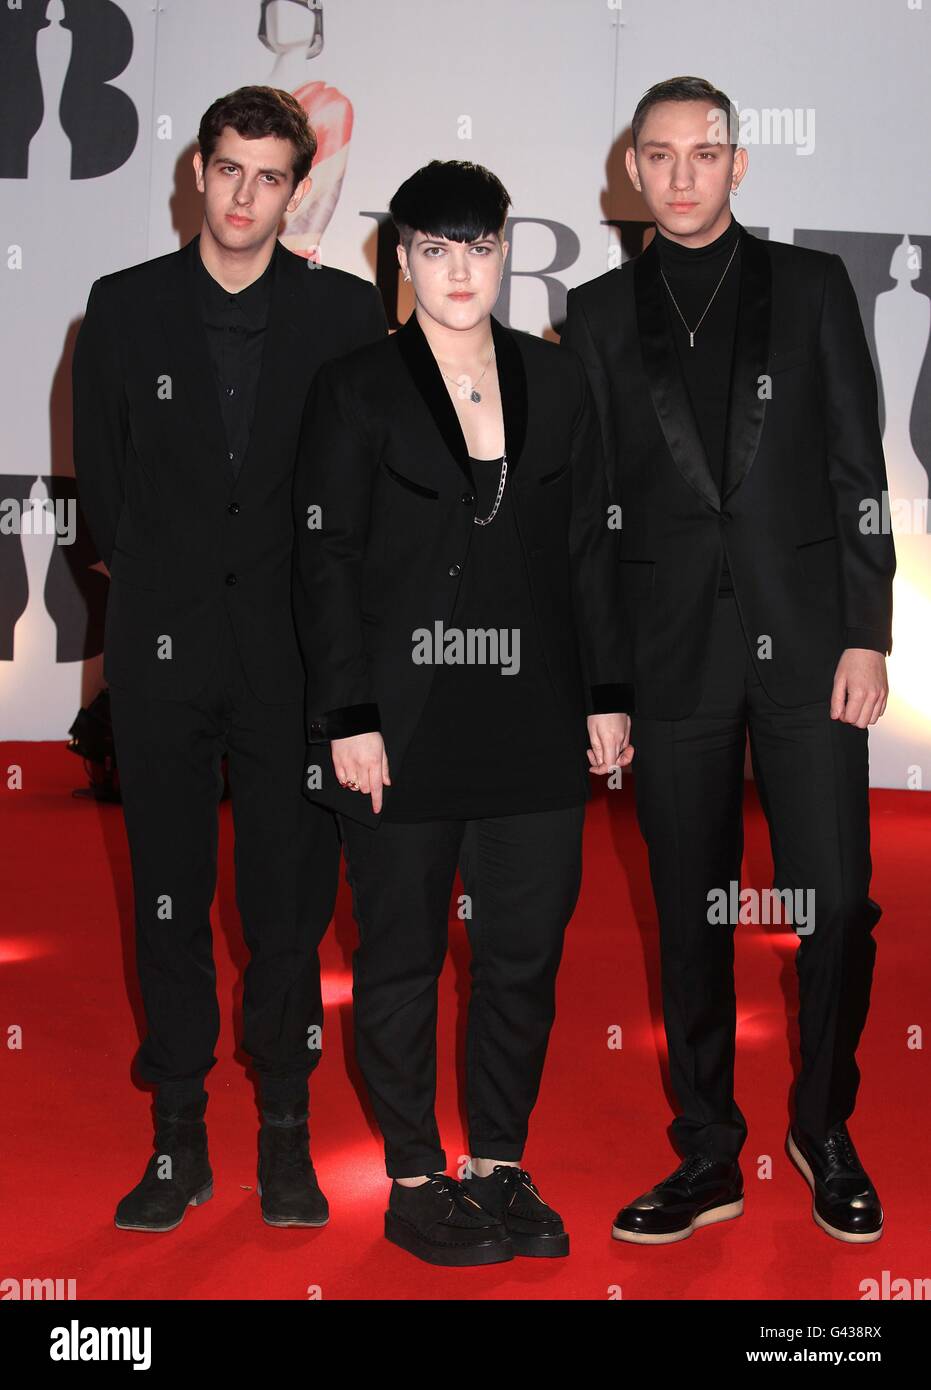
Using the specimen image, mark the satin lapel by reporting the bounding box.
[234,239,302,491]
[634,236,720,512]
[394,311,528,485]
[489,312,528,477]
[722,228,771,500]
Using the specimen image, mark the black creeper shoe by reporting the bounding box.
[385,1173,513,1266]
[463,1164,569,1257]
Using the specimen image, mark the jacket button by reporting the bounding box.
[227,501,240,515]
[225,573,237,586]
[448,563,461,577]
[460,492,474,505]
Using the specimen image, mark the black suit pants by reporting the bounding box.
[108,608,340,1105]
[339,804,585,1178]
[632,591,880,1161]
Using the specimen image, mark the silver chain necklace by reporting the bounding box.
[472,450,508,525]
[660,237,740,347]
[437,345,495,403]
[434,343,506,522]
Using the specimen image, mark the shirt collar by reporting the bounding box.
[195,235,276,329]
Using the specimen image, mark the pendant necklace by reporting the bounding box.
[435,342,506,523]
[661,237,739,347]
[437,344,495,402]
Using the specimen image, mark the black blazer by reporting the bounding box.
[291,310,631,826]
[72,234,388,703]
[562,225,896,720]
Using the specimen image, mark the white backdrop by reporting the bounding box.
[1,0,928,788]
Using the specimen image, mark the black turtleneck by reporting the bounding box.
[654,215,741,591]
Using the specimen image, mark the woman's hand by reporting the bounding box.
[331,732,391,813]
[586,713,634,775]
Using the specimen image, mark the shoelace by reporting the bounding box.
[663,1152,716,1188]
[425,1172,486,1214]
[491,1165,538,1195]
[426,1173,459,1192]
[824,1127,862,1176]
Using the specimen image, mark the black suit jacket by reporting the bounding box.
[562,225,896,720]
[72,234,388,703]
[292,310,631,826]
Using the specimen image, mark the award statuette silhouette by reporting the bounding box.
[875,234,931,535]
[258,0,352,262]
[13,476,57,670]
[28,0,71,182]
[5,477,79,738]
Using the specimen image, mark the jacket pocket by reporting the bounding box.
[539,461,570,486]
[769,344,812,374]
[383,461,439,499]
[109,547,160,592]
[796,534,839,585]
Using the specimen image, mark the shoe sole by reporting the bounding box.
[256,1178,329,1228]
[785,1132,883,1244]
[510,1230,570,1258]
[114,1180,213,1233]
[385,1210,514,1266]
[611,1196,744,1245]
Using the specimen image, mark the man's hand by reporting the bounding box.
[587,713,634,775]
[830,649,889,727]
[331,732,391,813]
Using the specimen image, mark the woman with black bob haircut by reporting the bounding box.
[292,159,633,1266]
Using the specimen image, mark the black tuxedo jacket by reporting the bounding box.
[292,310,631,826]
[562,225,896,720]
[72,234,388,703]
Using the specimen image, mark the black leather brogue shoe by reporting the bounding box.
[612,1152,744,1245]
[786,1123,883,1243]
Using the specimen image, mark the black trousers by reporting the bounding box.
[108,609,340,1109]
[339,804,586,1178]
[632,591,880,1162]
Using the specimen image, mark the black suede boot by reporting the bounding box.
[257,1107,329,1228]
[114,1092,213,1233]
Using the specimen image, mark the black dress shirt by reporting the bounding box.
[195,239,275,479]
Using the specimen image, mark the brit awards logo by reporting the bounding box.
[0,0,137,180]
[0,0,137,736]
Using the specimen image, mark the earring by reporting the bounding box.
[731,185,739,194]
[403,271,411,281]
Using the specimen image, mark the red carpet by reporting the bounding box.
[2,741,927,1301]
